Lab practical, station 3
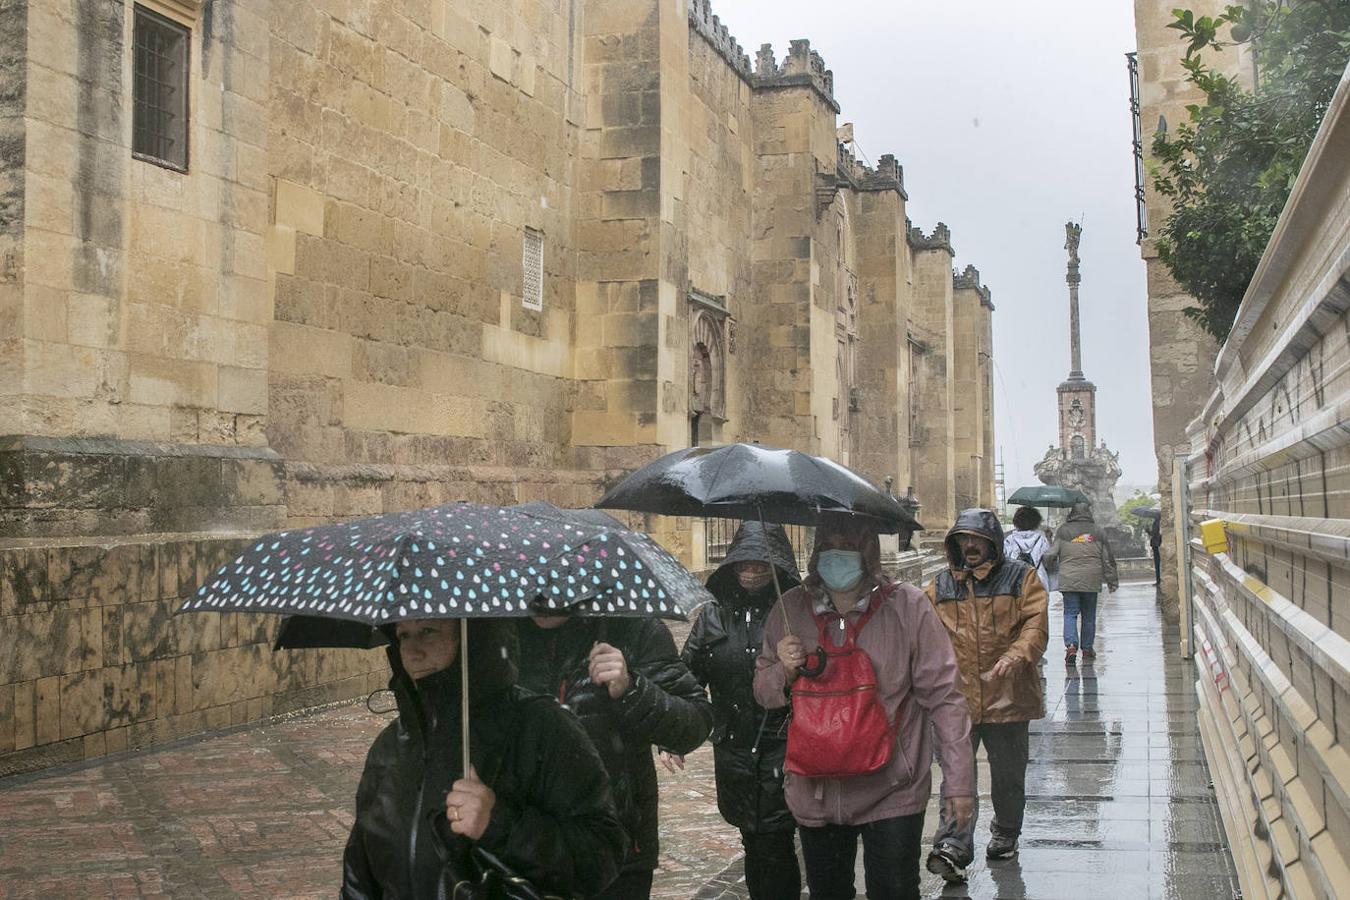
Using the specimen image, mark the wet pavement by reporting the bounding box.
[0,582,1237,898]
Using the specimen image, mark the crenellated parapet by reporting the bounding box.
[837,145,907,198]
[907,221,954,255]
[952,263,994,309]
[687,0,753,80]
[752,39,840,112]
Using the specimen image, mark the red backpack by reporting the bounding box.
[784,587,897,778]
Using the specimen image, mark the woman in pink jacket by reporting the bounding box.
[753,516,975,900]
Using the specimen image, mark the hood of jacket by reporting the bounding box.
[943,508,1005,574]
[706,521,802,607]
[1056,501,1100,542]
[1067,500,1094,522]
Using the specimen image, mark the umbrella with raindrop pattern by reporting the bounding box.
[179,501,711,625]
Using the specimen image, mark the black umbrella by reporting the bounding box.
[596,443,916,675]
[595,443,922,533]
[1007,485,1090,508]
[1132,506,1162,520]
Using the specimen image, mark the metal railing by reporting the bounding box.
[1126,51,1148,243]
[703,518,815,572]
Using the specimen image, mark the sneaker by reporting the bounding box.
[1082,648,1097,660]
[926,846,967,884]
[986,833,1019,860]
[1065,642,1078,664]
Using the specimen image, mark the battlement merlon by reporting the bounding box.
[752,39,840,113]
[836,144,907,198]
[688,0,753,79]
[952,263,995,309]
[907,221,954,256]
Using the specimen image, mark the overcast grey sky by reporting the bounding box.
[713,1,1158,497]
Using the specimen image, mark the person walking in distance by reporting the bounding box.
[1044,500,1118,664]
[1003,506,1052,593]
[924,509,1049,881]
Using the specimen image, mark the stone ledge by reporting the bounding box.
[0,434,282,460]
[0,434,285,538]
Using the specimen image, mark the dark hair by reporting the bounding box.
[1012,506,1042,531]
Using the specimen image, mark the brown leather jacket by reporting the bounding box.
[924,509,1049,725]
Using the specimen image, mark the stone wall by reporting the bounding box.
[2,0,276,536]
[907,225,956,531]
[850,156,911,490]
[951,264,992,512]
[267,0,586,517]
[1183,64,1350,900]
[1134,0,1243,610]
[0,534,385,777]
[1,0,1001,774]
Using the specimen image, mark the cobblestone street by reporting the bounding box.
[0,583,1237,899]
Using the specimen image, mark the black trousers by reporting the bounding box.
[798,811,926,900]
[934,720,1031,864]
[591,867,654,900]
[739,828,800,900]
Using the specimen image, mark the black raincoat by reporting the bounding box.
[516,616,713,874]
[342,621,626,899]
[681,523,802,834]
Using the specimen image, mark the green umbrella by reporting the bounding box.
[1007,485,1090,508]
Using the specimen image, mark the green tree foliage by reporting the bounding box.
[1151,1,1350,342]
[1118,490,1160,530]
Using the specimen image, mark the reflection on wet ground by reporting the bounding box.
[0,583,1236,898]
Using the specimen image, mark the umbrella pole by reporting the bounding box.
[757,506,792,638]
[460,617,470,778]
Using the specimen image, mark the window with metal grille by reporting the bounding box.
[522,228,544,310]
[133,6,189,171]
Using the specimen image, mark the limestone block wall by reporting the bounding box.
[850,159,911,490]
[266,0,585,516]
[908,228,956,531]
[0,534,385,777]
[744,40,845,457]
[682,19,754,440]
[571,0,665,460]
[1134,0,1242,610]
[979,299,996,506]
[951,267,990,512]
[2,0,278,536]
[1184,66,1350,900]
[0,0,25,433]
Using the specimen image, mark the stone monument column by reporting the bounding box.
[1066,221,1084,378]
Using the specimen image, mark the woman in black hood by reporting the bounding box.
[341,617,627,899]
[675,522,804,899]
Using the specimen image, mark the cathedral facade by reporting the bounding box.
[0,0,995,773]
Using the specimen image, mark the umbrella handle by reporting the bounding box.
[797,646,827,679]
[460,618,470,778]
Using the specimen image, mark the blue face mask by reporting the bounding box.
[817,549,864,592]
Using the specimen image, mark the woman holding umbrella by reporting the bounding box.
[341,616,628,898]
[672,521,804,899]
[753,515,975,900]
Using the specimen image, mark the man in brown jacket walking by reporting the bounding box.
[924,508,1049,882]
